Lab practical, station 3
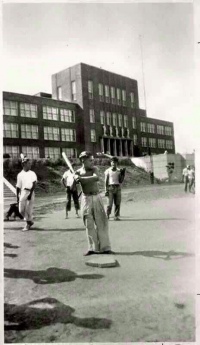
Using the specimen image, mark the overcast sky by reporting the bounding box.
[2,2,197,153]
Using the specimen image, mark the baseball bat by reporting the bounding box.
[62,152,75,174]
[96,152,113,159]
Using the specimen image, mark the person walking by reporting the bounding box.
[74,151,112,256]
[16,156,37,231]
[61,166,80,218]
[182,165,191,192]
[104,157,126,221]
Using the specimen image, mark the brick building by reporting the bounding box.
[3,62,175,159]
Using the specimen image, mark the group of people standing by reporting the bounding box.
[12,151,125,256]
[182,165,195,193]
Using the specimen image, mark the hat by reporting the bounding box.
[79,151,92,159]
[110,156,118,162]
[20,153,29,164]
[187,165,190,168]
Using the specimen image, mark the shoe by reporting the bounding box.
[22,224,30,231]
[76,213,80,218]
[107,215,110,220]
[83,250,98,256]
[65,214,69,219]
[28,221,34,228]
[114,217,120,221]
[4,217,10,222]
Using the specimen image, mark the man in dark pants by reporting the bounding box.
[104,157,126,221]
[61,167,80,219]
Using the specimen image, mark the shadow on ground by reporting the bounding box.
[4,297,112,334]
[4,243,19,249]
[118,218,186,221]
[114,250,194,260]
[4,267,104,284]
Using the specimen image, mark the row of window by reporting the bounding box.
[140,122,172,136]
[141,137,173,149]
[3,123,76,142]
[3,146,77,159]
[3,101,75,122]
[65,80,135,107]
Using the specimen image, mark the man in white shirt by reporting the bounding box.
[182,165,190,192]
[104,157,126,221]
[61,166,80,219]
[16,157,37,231]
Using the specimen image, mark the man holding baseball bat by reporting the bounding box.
[16,156,37,231]
[73,151,112,256]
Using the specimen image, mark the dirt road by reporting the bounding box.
[4,184,195,342]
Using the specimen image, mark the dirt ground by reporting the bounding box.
[4,184,196,343]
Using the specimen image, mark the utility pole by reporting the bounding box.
[139,35,147,113]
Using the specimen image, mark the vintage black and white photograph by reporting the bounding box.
[2,1,198,343]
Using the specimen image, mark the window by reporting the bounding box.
[133,134,138,145]
[57,86,62,100]
[140,122,146,132]
[91,129,96,142]
[61,128,76,142]
[22,146,40,159]
[43,106,59,121]
[122,90,126,106]
[44,126,60,141]
[124,115,128,128]
[166,140,173,149]
[100,110,105,125]
[112,113,117,126]
[111,86,116,104]
[21,124,38,139]
[45,147,60,159]
[3,123,19,138]
[60,109,75,122]
[20,103,37,118]
[3,101,18,116]
[158,139,165,148]
[141,137,147,147]
[118,114,122,127]
[157,125,164,135]
[71,81,76,101]
[132,117,136,129]
[98,83,104,101]
[4,145,19,158]
[88,80,93,99]
[149,138,156,148]
[89,108,95,123]
[62,148,77,158]
[147,123,155,133]
[106,112,111,125]
[165,126,172,136]
[130,92,135,108]
[105,85,110,103]
[116,88,121,105]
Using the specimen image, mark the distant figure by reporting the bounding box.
[104,156,126,221]
[182,165,190,192]
[150,171,154,184]
[61,166,80,219]
[188,166,195,193]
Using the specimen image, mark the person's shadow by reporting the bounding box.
[4,267,104,284]
[4,297,112,332]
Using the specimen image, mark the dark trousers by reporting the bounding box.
[6,203,23,219]
[184,176,189,192]
[189,178,195,192]
[66,187,80,212]
[106,185,121,217]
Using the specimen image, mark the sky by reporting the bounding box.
[2,2,198,153]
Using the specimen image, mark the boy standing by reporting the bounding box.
[104,157,126,221]
[74,151,112,256]
[61,166,80,218]
[16,157,37,231]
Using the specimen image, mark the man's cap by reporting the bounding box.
[21,156,29,164]
[110,156,119,162]
[187,165,190,168]
[79,151,93,159]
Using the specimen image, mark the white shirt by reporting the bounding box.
[16,170,37,190]
[182,168,189,177]
[62,170,75,187]
[188,169,195,180]
[105,167,121,185]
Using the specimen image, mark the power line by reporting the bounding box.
[139,35,147,113]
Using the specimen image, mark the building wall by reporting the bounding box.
[3,92,85,158]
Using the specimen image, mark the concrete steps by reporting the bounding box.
[3,182,16,198]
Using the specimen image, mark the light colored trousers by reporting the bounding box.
[19,190,35,222]
[81,194,111,252]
